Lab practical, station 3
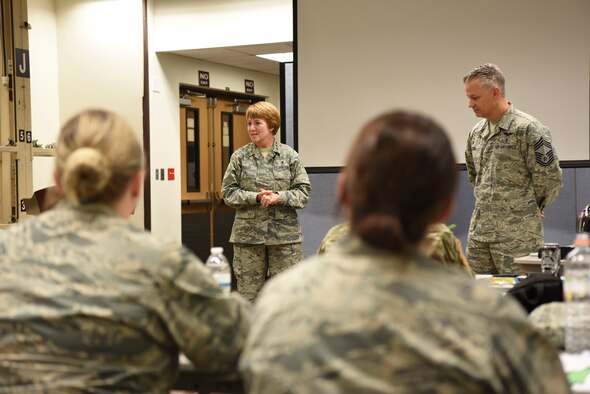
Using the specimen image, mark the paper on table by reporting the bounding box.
[560,352,590,388]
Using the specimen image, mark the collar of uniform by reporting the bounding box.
[55,198,120,218]
[247,138,281,159]
[335,232,421,264]
[496,102,515,133]
[473,119,487,134]
[246,138,280,156]
[474,102,514,137]
[271,138,281,155]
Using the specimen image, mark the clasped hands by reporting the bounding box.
[257,188,280,207]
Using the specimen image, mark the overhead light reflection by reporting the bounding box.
[256,52,293,62]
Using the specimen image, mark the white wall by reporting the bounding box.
[29,0,145,227]
[148,53,280,242]
[153,0,292,52]
[55,0,143,126]
[29,0,60,191]
[297,0,590,166]
[148,0,285,242]
[29,0,286,241]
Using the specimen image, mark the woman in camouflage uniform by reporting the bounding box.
[239,110,568,393]
[221,102,311,302]
[0,109,251,392]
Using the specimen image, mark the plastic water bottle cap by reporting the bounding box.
[210,246,224,254]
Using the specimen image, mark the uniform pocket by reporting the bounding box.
[236,208,256,219]
[273,165,291,190]
[275,207,296,220]
[241,167,257,191]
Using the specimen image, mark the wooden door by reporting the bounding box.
[179,95,251,268]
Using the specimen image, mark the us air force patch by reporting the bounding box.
[534,137,555,166]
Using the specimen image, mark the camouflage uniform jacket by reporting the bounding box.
[465,104,562,254]
[240,237,569,394]
[0,201,252,393]
[318,222,473,276]
[221,139,311,245]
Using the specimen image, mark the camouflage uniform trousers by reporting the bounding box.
[466,237,530,274]
[233,243,303,302]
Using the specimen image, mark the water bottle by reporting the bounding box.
[205,247,231,294]
[563,232,590,353]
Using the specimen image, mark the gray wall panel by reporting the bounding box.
[544,168,577,246]
[447,171,475,252]
[301,166,587,258]
[300,173,343,257]
[575,167,590,214]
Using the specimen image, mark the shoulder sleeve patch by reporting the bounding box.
[534,137,555,166]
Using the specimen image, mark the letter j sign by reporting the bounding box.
[15,48,30,78]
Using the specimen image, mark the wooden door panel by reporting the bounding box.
[180,96,208,201]
[212,99,250,199]
[180,94,259,257]
[233,114,250,151]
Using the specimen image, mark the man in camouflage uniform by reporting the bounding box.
[222,102,311,302]
[318,222,473,276]
[464,63,563,274]
[239,237,569,393]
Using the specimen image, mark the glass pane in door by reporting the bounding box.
[220,112,234,175]
[185,108,200,193]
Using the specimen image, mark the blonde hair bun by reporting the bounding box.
[62,147,112,205]
[56,109,143,206]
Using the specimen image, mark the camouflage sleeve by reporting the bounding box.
[160,247,252,375]
[522,124,563,210]
[423,224,473,276]
[465,133,477,187]
[317,223,350,255]
[276,153,310,209]
[221,152,258,209]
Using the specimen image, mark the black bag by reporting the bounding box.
[506,273,563,314]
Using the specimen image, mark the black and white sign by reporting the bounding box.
[15,48,30,78]
[245,79,255,94]
[199,70,210,87]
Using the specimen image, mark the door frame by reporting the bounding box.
[179,84,267,259]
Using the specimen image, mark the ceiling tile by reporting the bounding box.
[166,41,292,75]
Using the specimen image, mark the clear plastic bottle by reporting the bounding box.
[563,232,590,353]
[205,247,231,294]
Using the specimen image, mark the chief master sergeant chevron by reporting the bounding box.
[463,63,562,274]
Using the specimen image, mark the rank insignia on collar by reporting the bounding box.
[534,137,555,166]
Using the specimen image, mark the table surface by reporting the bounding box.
[514,253,542,264]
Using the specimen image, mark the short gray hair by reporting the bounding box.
[463,63,506,96]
